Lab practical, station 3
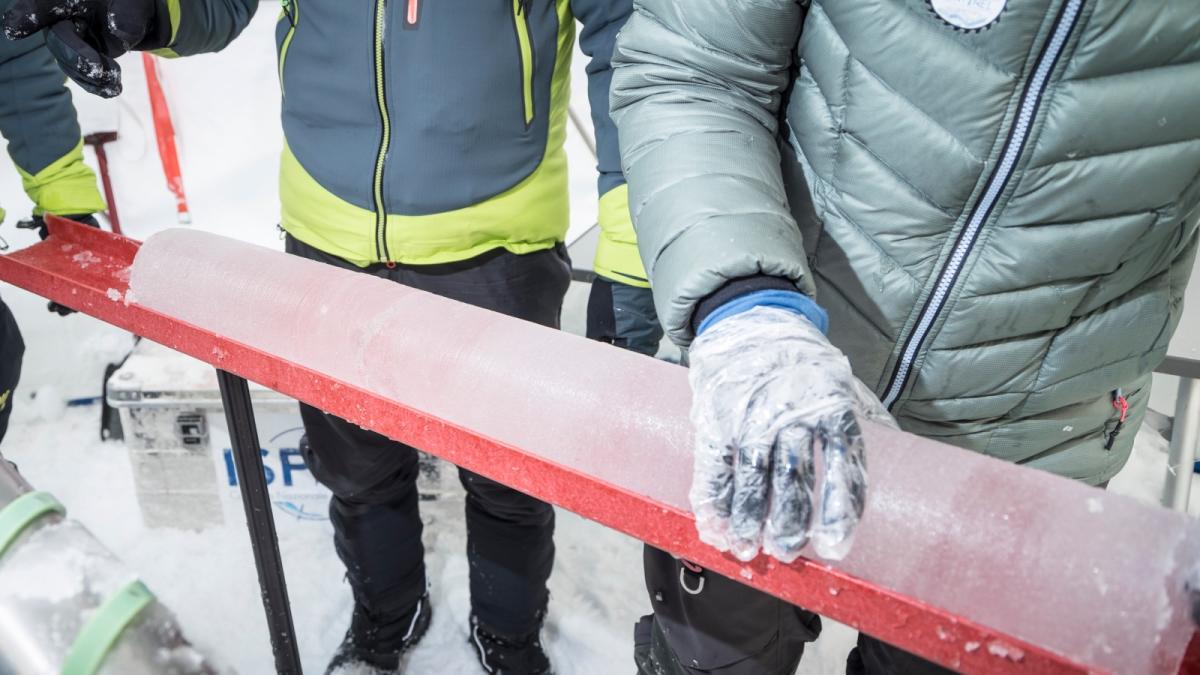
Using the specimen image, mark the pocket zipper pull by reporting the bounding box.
[1104,388,1129,450]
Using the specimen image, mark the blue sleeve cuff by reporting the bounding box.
[696,290,829,336]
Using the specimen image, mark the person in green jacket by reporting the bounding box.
[0,2,103,228]
[3,0,638,672]
[0,5,105,442]
[587,190,663,356]
[610,0,1199,673]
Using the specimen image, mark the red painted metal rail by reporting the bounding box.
[2,217,1197,674]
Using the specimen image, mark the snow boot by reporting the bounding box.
[326,594,432,675]
[468,612,552,675]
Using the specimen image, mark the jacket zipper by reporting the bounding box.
[879,0,1085,410]
[278,0,298,95]
[372,0,392,261]
[512,0,535,127]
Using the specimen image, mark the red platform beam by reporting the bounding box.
[1,217,1196,674]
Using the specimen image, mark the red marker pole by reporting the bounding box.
[142,53,191,224]
[83,131,121,234]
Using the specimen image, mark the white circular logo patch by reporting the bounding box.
[929,0,1006,30]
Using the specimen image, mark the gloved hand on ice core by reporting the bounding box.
[688,298,893,563]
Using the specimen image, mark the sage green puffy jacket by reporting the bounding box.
[610,0,1199,484]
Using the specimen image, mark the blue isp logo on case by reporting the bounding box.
[221,426,330,521]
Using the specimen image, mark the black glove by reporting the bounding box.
[15,214,100,316]
[2,0,169,97]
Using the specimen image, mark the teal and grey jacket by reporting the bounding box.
[0,2,104,225]
[156,0,645,280]
[611,0,1200,484]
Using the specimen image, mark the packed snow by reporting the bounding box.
[0,6,1196,674]
[1,402,1188,673]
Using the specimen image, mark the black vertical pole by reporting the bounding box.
[216,369,303,674]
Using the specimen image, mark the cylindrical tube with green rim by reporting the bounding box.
[0,457,216,675]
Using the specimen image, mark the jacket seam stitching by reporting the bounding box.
[840,129,957,217]
[994,205,1162,230]
[1025,137,1200,173]
[925,326,1057,353]
[630,5,792,132]
[808,178,924,287]
[812,0,1017,81]
[648,209,798,283]
[844,53,986,166]
[811,267,895,340]
[1014,283,1173,418]
[1065,58,1200,86]
[829,52,851,195]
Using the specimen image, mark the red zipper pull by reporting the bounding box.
[1105,389,1129,450]
[1112,388,1129,423]
[405,0,419,27]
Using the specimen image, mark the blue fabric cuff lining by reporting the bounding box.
[696,290,829,336]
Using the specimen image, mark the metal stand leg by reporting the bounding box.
[217,370,302,674]
[1164,377,1200,512]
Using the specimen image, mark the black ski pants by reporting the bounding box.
[286,235,570,638]
[585,276,663,357]
[586,278,822,674]
[0,298,22,444]
[641,544,954,675]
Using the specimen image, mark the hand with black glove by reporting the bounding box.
[16,214,100,315]
[2,0,170,97]
[17,213,99,241]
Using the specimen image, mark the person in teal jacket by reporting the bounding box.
[0,2,105,442]
[3,0,639,672]
[0,2,103,227]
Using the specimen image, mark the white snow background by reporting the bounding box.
[0,7,1194,674]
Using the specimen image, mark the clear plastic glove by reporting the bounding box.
[688,306,894,563]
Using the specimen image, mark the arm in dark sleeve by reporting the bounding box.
[571,0,632,198]
[158,0,259,56]
[571,0,652,286]
[0,32,103,216]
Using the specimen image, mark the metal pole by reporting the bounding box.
[216,370,302,674]
[1165,377,1200,511]
[567,105,597,161]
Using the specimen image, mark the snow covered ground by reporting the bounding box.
[2,400,1189,674]
[0,6,1196,674]
[3,401,650,674]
